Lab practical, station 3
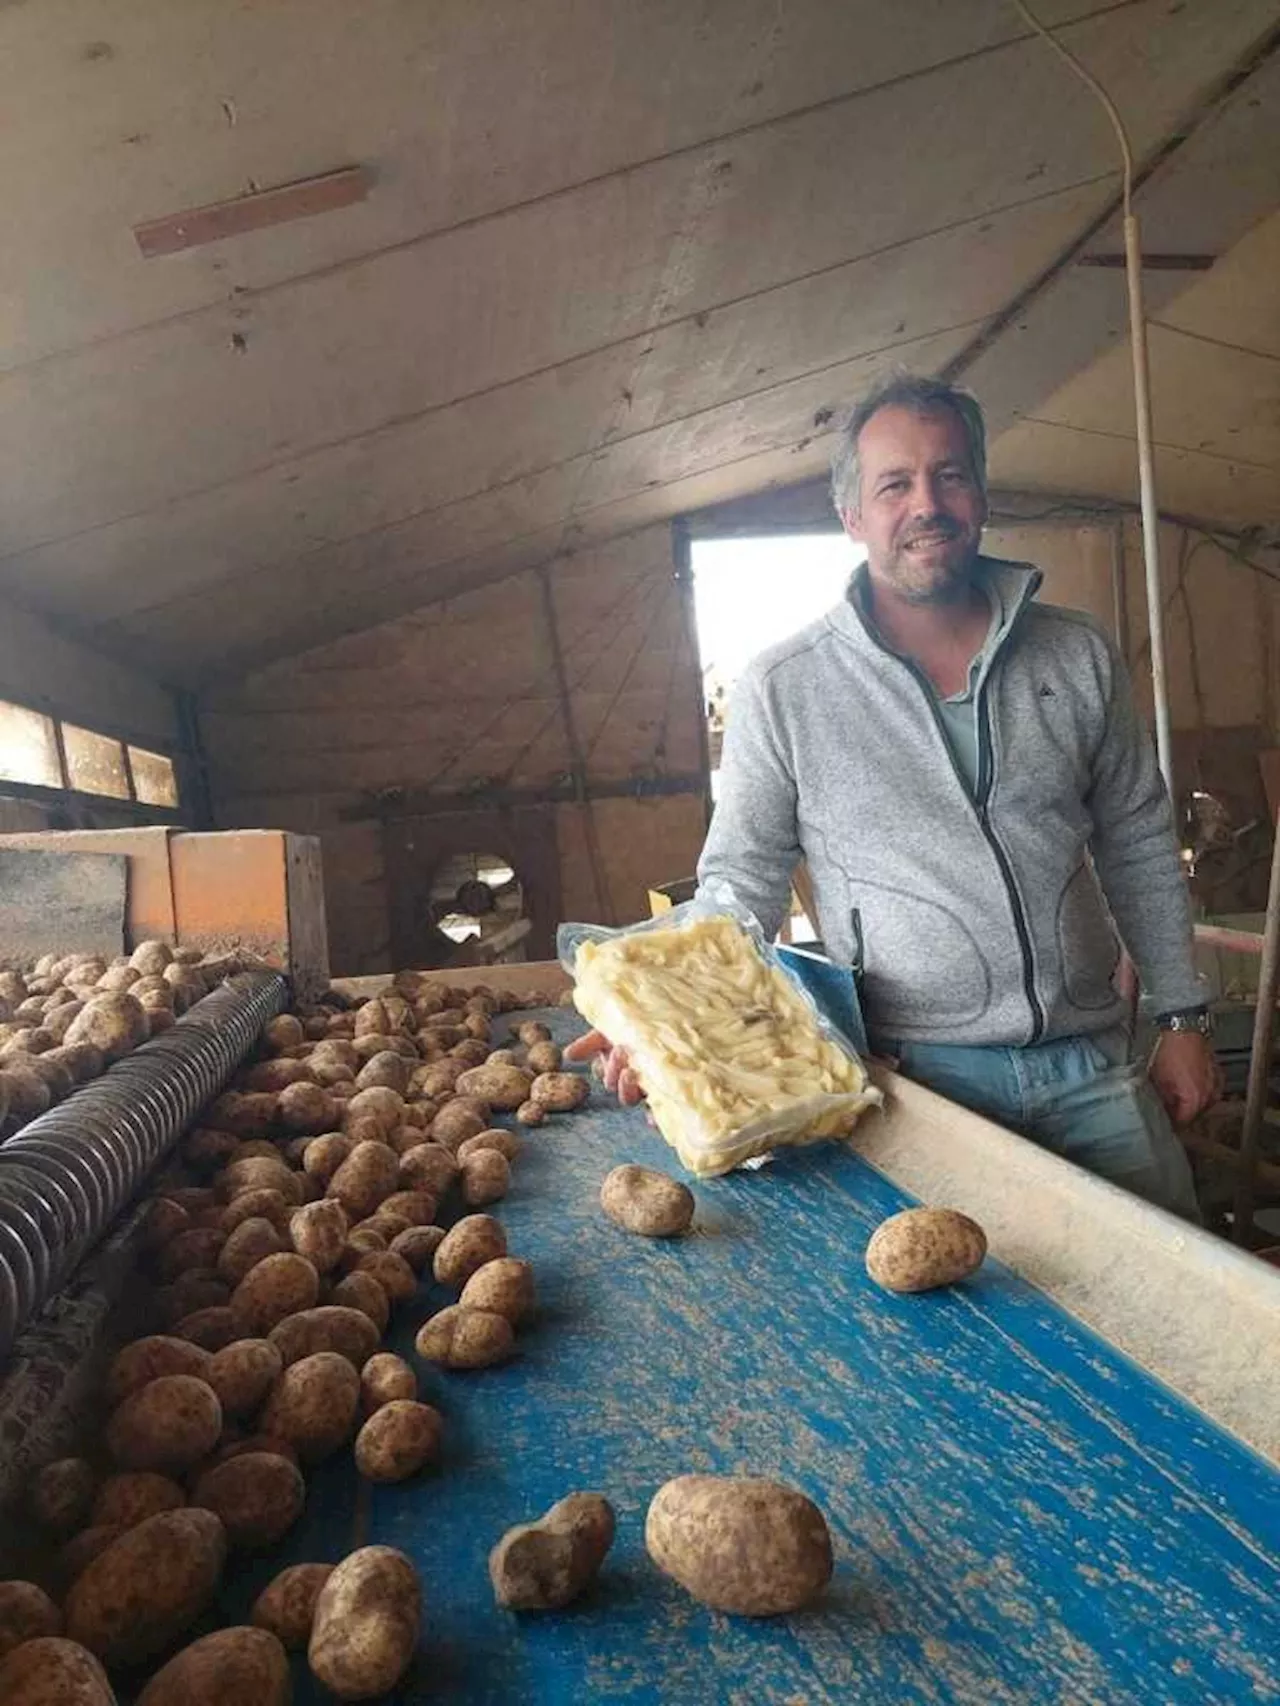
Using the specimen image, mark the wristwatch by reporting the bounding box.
[1156,1006,1213,1037]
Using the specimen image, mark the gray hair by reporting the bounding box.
[830,373,987,511]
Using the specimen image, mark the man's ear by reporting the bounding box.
[839,505,865,544]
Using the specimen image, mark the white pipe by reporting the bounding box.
[1011,0,1174,795]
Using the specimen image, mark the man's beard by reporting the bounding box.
[880,521,979,604]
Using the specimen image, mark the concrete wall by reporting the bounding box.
[201,525,708,973]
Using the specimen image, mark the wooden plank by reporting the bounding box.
[0,827,177,944]
[133,166,373,258]
[0,848,126,960]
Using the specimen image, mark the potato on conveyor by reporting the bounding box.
[459,1148,511,1207]
[432,1213,507,1287]
[354,1248,417,1303]
[529,1071,590,1112]
[136,1626,290,1706]
[65,1508,227,1666]
[260,1351,360,1463]
[269,1305,381,1369]
[191,1451,305,1549]
[289,1198,349,1272]
[360,1352,417,1411]
[330,1271,391,1334]
[91,1472,186,1531]
[0,1636,116,1706]
[864,1206,987,1293]
[389,1225,445,1272]
[60,1528,125,1586]
[600,1164,695,1237]
[229,1251,320,1334]
[308,1545,421,1701]
[459,1257,535,1325]
[251,1563,333,1650]
[30,1457,97,1534]
[0,1580,61,1658]
[217,1216,285,1286]
[455,1062,534,1110]
[326,1140,400,1220]
[488,1492,615,1610]
[105,1375,222,1474]
[206,1339,283,1417]
[354,1399,444,1482]
[645,1474,832,1615]
[414,1305,514,1369]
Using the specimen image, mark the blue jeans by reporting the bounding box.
[886,1027,1201,1222]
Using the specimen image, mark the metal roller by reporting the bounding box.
[0,969,287,1360]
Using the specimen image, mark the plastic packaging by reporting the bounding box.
[558,884,881,1177]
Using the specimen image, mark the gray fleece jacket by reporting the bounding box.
[698,557,1202,1048]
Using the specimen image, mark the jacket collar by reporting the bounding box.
[829,555,1044,655]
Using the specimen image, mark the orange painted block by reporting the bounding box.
[0,826,177,942]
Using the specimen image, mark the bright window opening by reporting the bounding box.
[0,700,61,787]
[129,746,179,808]
[63,723,130,799]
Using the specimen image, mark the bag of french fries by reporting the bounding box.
[558,886,881,1178]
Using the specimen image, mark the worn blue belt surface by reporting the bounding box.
[221,1011,1280,1704]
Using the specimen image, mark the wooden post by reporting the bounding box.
[1233,812,1280,1243]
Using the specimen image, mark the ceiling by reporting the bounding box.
[1,0,1278,685]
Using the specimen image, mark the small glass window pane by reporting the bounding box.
[0,700,61,787]
[129,746,178,808]
[63,723,129,798]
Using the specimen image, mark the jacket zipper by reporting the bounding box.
[860,626,1046,1045]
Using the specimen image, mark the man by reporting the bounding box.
[573,374,1218,1218]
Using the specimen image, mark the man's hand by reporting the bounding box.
[1148,1029,1222,1126]
[563,1028,646,1105]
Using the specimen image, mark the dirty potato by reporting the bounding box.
[269,1306,380,1370]
[91,1473,185,1531]
[105,1337,212,1408]
[302,1134,352,1184]
[645,1475,832,1615]
[191,1452,305,1549]
[329,1271,391,1334]
[230,1252,320,1334]
[389,1225,445,1272]
[414,1305,514,1369]
[354,1248,417,1304]
[135,1626,290,1706]
[489,1492,615,1609]
[278,1081,337,1135]
[397,1142,457,1196]
[308,1546,421,1701]
[217,1217,285,1287]
[251,1563,333,1651]
[260,1352,360,1463]
[30,1457,96,1535]
[432,1214,507,1288]
[530,1071,589,1112]
[0,1581,61,1659]
[600,1164,695,1237]
[65,1509,227,1667]
[515,1100,546,1127]
[360,1353,416,1411]
[327,1141,399,1221]
[864,1207,987,1293]
[459,1257,534,1325]
[0,1637,115,1706]
[206,1339,282,1418]
[457,1128,520,1163]
[171,1306,241,1351]
[106,1376,222,1474]
[455,1063,533,1111]
[459,1149,510,1207]
[290,1199,349,1272]
[354,1400,444,1483]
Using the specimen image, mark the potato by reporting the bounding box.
[330,1271,391,1334]
[30,1457,96,1534]
[516,1021,552,1047]
[864,1207,987,1293]
[290,1199,349,1272]
[489,1492,615,1609]
[397,1142,457,1196]
[385,1122,428,1156]
[362,1208,412,1242]
[221,1156,301,1204]
[278,1081,337,1134]
[261,1352,360,1463]
[49,1040,103,1082]
[485,1047,521,1068]
[459,1257,534,1325]
[63,993,147,1061]
[645,1475,832,1615]
[65,1508,226,1666]
[155,1226,228,1283]
[217,1217,285,1286]
[354,1248,417,1303]
[230,1252,320,1334]
[0,1581,61,1659]
[91,1472,186,1531]
[208,1093,281,1142]
[354,1050,409,1094]
[206,1339,282,1418]
[172,1306,241,1351]
[212,1433,299,1470]
[268,1306,380,1370]
[221,1188,292,1235]
[263,1012,305,1052]
[457,1127,520,1164]
[524,1040,563,1075]
[182,1126,242,1173]
[157,1270,230,1326]
[414,1305,514,1369]
[303,1134,352,1183]
[530,1071,589,1112]
[390,1225,445,1272]
[411,1059,466,1099]
[327,1140,399,1220]
[459,1149,510,1207]
[344,1085,405,1136]
[455,1063,532,1111]
[244,1057,312,1094]
[353,1399,443,1484]
[360,1353,416,1411]
[136,1626,290,1706]
[0,1637,115,1706]
[378,1188,437,1225]
[0,1065,51,1124]
[432,1213,507,1287]
[515,1100,546,1127]
[252,1564,333,1650]
[191,1452,305,1549]
[600,1164,694,1237]
[428,1101,486,1152]
[342,1229,387,1267]
[105,1336,214,1408]
[106,1376,222,1473]
[308,1546,420,1700]
[60,1527,124,1587]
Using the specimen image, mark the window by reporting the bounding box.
[0,700,61,787]
[62,723,130,799]
[129,746,179,808]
